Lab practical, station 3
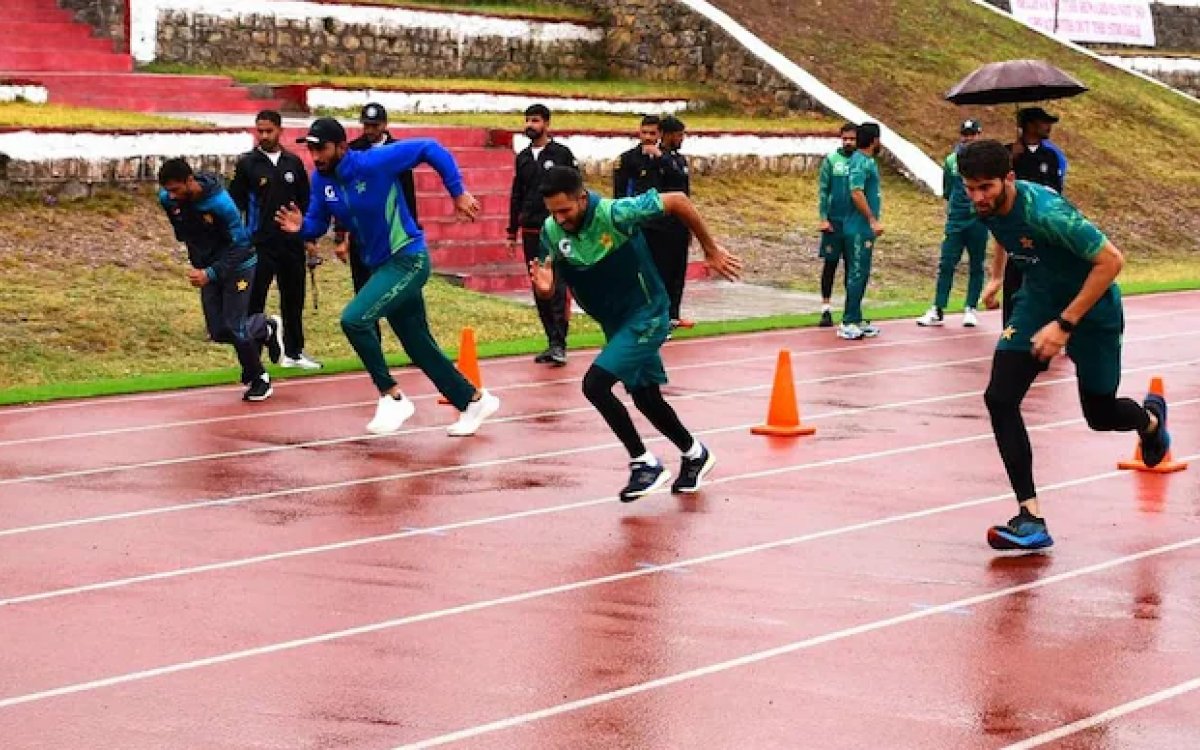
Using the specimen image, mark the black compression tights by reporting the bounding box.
[582,365,694,459]
[820,258,839,300]
[983,350,1150,503]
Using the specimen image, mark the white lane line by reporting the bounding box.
[396,530,1200,749]
[3,448,1197,711]
[2,326,1192,486]
[0,328,996,447]
[0,295,1191,420]
[2,355,1194,539]
[1001,677,1200,749]
[14,386,1192,607]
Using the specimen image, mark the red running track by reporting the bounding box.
[1,291,1198,749]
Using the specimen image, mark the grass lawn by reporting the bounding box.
[0,102,210,131]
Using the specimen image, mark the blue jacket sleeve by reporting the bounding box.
[205,191,252,281]
[358,139,465,198]
[299,174,333,241]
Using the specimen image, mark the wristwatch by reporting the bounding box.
[1055,315,1076,333]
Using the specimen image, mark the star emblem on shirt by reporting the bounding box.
[1002,325,1016,340]
[202,213,214,224]
[355,181,367,194]
[236,279,249,292]
[600,233,614,250]
[1019,236,1034,249]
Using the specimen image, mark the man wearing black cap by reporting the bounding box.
[917,119,988,328]
[229,109,318,369]
[507,103,576,366]
[333,103,421,342]
[1003,106,1069,324]
[276,117,500,437]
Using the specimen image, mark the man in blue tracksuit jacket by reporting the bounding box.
[276,117,499,436]
[158,157,279,402]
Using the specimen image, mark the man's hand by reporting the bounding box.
[703,243,743,282]
[1031,320,1070,362]
[334,237,350,263]
[641,144,663,159]
[506,233,519,259]
[454,192,480,222]
[275,202,303,234]
[981,278,1003,310]
[870,220,884,237]
[528,258,554,298]
[187,269,209,288]
[818,219,832,233]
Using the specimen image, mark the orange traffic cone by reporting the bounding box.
[439,327,482,404]
[751,349,816,437]
[1117,376,1188,473]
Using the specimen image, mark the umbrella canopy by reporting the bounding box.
[945,59,1088,106]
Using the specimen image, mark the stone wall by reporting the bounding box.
[59,0,128,53]
[0,153,240,199]
[154,10,605,80]
[568,0,820,114]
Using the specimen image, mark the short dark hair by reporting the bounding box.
[660,115,685,134]
[157,157,193,185]
[856,122,881,150]
[640,114,661,128]
[539,165,585,199]
[958,140,1014,180]
[839,121,858,134]
[255,109,282,127]
[525,104,551,121]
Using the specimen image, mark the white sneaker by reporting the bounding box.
[963,308,979,328]
[916,306,944,327]
[281,352,323,369]
[837,322,864,340]
[860,322,881,338]
[447,389,501,437]
[366,395,415,434]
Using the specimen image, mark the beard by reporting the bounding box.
[524,127,543,140]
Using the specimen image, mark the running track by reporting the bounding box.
[1,292,1198,749]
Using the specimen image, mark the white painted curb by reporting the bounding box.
[130,0,601,63]
[0,85,49,105]
[0,130,252,161]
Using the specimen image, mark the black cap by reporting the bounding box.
[1017,106,1059,125]
[295,117,347,146]
[360,103,387,124]
[660,115,686,134]
[960,118,982,135]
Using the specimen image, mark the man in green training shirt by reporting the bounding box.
[958,140,1172,551]
[917,119,987,328]
[529,166,742,502]
[839,122,883,340]
[816,122,857,328]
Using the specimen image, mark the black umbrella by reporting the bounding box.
[945,59,1088,106]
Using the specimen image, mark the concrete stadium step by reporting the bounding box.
[6,21,102,44]
[63,93,281,113]
[416,167,512,192]
[427,241,514,268]
[6,7,74,23]
[438,147,517,169]
[0,49,132,72]
[28,72,255,94]
[434,263,531,293]
[4,37,117,54]
[421,216,509,242]
[417,190,509,218]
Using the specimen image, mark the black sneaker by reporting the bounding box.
[264,315,283,364]
[1140,393,1172,468]
[819,310,834,327]
[987,507,1053,550]
[533,348,554,364]
[672,444,715,493]
[549,345,567,367]
[619,460,670,503]
[243,373,273,402]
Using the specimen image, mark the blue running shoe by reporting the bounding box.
[619,461,670,503]
[1139,393,1172,468]
[988,507,1054,550]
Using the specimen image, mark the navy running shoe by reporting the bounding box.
[987,507,1054,550]
[1139,392,1172,468]
[619,461,670,503]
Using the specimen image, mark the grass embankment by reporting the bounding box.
[0,102,209,131]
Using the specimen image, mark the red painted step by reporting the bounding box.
[5,36,117,54]
[434,262,531,293]
[428,241,515,267]
[28,72,254,94]
[417,167,511,192]
[417,190,509,218]
[0,49,132,72]
[5,22,101,44]
[6,8,73,23]
[440,147,518,169]
[421,216,509,242]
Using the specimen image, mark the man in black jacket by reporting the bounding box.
[654,115,693,329]
[612,115,662,199]
[507,103,577,366]
[229,109,318,369]
[333,103,421,343]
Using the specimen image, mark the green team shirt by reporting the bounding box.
[942,151,976,231]
[818,149,854,225]
[540,189,669,330]
[979,181,1118,317]
[845,150,881,238]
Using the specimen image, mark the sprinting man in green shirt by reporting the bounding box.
[917,119,988,329]
[816,122,858,327]
[529,166,742,502]
[959,140,1172,551]
[839,122,883,340]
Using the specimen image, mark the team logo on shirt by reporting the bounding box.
[324,185,338,201]
[600,233,614,250]
[1002,326,1016,340]
[355,181,368,194]
[558,238,573,257]
[202,213,214,224]
[544,161,555,169]
[284,172,295,184]
[259,176,268,187]
[236,278,249,292]
[1019,236,1035,249]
